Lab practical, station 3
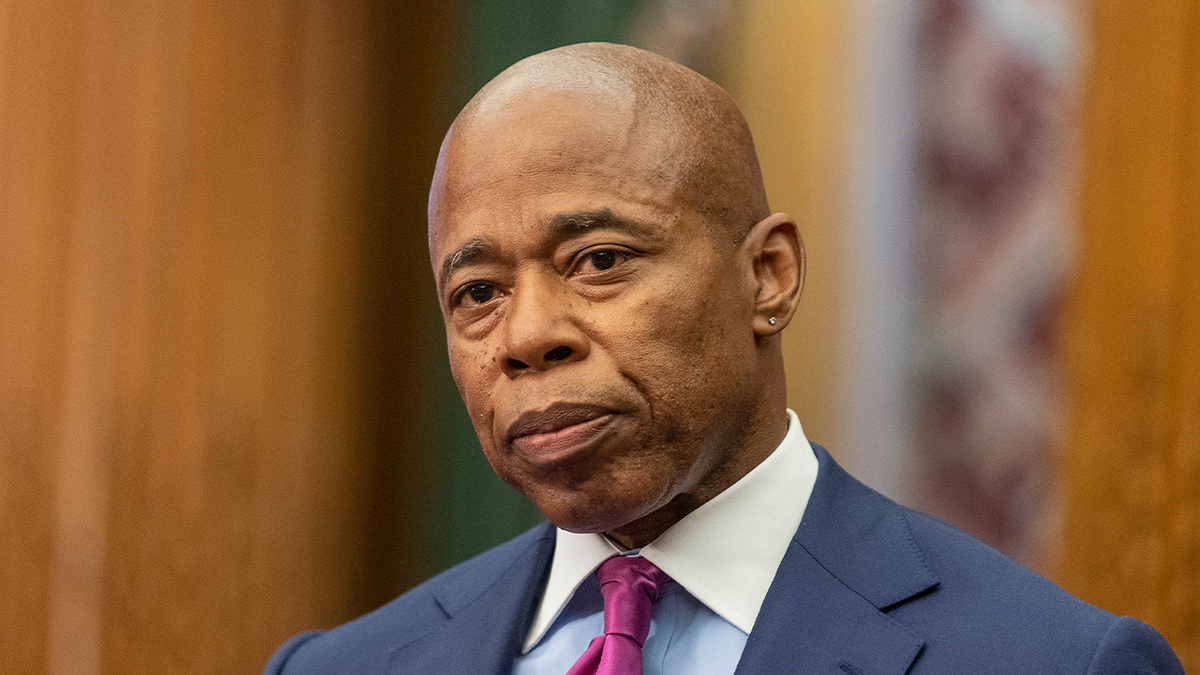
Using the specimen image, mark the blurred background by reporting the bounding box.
[1,0,1196,673]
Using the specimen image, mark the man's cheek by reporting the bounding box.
[449,342,496,389]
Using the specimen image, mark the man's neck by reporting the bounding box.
[603,406,790,549]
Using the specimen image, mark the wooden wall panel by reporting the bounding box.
[1057,1,1199,670]
[0,0,432,672]
[1,3,89,673]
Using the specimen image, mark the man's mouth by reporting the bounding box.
[506,403,618,461]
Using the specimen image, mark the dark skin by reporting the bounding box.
[428,43,805,549]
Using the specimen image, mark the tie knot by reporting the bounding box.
[596,557,670,646]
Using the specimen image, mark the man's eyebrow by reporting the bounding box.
[439,210,652,289]
[543,208,653,239]
[439,236,497,290]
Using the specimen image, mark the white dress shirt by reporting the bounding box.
[513,409,818,674]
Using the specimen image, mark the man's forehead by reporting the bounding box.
[431,183,678,263]
[447,86,641,169]
[428,90,676,251]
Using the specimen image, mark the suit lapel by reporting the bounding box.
[388,522,555,675]
[736,445,938,675]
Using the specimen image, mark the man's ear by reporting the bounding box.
[742,212,805,335]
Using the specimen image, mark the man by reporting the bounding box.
[266,43,1182,674]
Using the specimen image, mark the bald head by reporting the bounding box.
[431,42,769,243]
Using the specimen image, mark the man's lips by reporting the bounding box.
[506,403,618,461]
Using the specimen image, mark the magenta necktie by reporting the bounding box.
[565,556,671,675]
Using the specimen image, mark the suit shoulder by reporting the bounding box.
[899,505,1112,622]
[1089,616,1184,675]
[895,508,1180,672]
[264,522,553,675]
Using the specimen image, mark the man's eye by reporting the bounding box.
[459,283,495,307]
[578,249,626,274]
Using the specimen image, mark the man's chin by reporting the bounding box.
[543,512,635,537]
[534,500,649,540]
[533,494,678,549]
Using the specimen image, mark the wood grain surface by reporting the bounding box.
[1055,1,1199,670]
[0,1,451,672]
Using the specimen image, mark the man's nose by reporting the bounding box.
[498,275,588,377]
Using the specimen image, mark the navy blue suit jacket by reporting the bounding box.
[265,445,1183,674]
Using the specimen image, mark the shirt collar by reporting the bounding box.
[522,409,818,652]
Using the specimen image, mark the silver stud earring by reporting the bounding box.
[768,317,777,325]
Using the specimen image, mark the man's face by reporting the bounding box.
[429,90,764,544]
